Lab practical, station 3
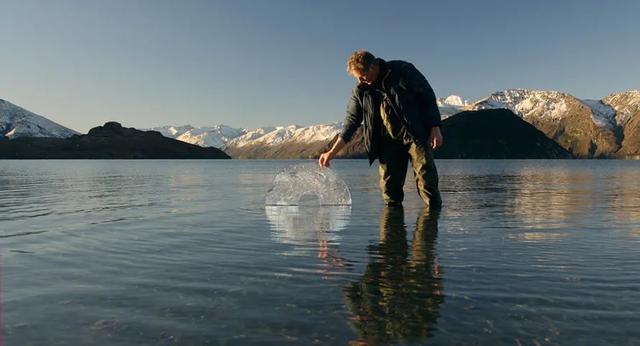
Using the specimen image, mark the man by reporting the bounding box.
[318,50,443,208]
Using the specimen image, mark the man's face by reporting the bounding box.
[352,64,378,85]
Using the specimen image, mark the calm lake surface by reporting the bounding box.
[1,159,640,345]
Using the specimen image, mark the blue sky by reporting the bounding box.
[1,0,638,132]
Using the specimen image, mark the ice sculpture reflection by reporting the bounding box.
[265,205,351,245]
[265,205,351,275]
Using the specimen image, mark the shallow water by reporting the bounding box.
[1,159,640,345]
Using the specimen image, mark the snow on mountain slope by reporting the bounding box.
[228,123,342,148]
[178,125,245,148]
[471,89,571,121]
[603,90,640,126]
[150,125,196,138]
[145,123,342,149]
[439,95,466,107]
[0,99,79,139]
[146,125,243,148]
[581,99,616,129]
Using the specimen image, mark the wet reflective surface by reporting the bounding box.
[344,207,443,344]
[1,159,640,344]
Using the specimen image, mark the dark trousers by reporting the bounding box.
[378,132,442,208]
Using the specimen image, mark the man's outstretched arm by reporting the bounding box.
[319,89,362,167]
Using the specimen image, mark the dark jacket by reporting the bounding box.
[339,59,441,165]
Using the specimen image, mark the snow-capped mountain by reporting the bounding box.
[473,89,563,117]
[151,125,196,138]
[148,89,640,159]
[147,123,343,150]
[470,88,640,131]
[230,123,342,147]
[0,99,78,139]
[603,90,640,127]
[148,125,245,148]
[603,90,640,158]
[469,88,640,157]
[438,95,468,118]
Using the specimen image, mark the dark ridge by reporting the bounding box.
[0,122,231,159]
[434,109,573,159]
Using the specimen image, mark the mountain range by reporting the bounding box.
[2,89,639,159]
[0,121,230,159]
[470,89,640,158]
[146,89,640,159]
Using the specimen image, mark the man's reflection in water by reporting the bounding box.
[344,207,443,344]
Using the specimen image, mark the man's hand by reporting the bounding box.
[319,137,346,168]
[318,151,335,168]
[430,126,443,150]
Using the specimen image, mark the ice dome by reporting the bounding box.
[265,164,352,206]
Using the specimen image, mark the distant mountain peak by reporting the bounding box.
[437,94,467,118]
[438,94,467,107]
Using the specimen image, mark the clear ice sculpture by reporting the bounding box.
[265,164,352,206]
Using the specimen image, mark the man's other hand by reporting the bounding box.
[430,127,443,150]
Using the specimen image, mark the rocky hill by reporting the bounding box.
[435,109,572,159]
[602,90,640,158]
[0,122,230,159]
